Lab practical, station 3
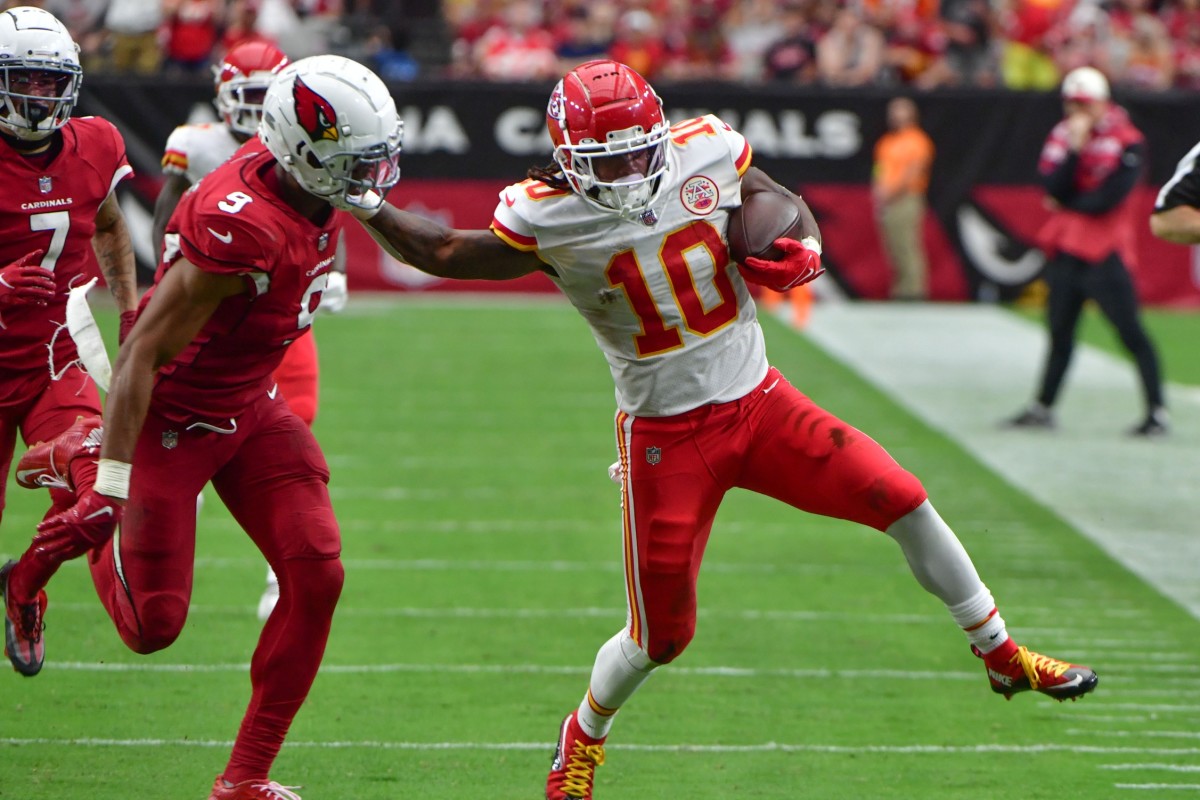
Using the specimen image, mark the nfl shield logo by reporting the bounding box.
[162,430,179,449]
[640,209,658,227]
[38,176,52,194]
[645,446,662,465]
[317,232,330,251]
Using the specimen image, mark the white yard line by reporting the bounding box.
[1,737,1197,756]
[802,303,1200,621]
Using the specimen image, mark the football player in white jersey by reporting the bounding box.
[335,60,1098,800]
[151,40,347,621]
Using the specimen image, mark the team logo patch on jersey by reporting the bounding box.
[646,446,662,465]
[162,430,179,450]
[293,77,339,142]
[680,175,718,216]
[38,176,52,194]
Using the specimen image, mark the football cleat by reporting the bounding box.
[546,711,606,800]
[208,776,302,800]
[974,639,1097,701]
[15,414,103,491]
[1,560,47,677]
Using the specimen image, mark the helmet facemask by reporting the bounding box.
[556,123,670,218]
[307,131,403,211]
[216,76,273,137]
[0,62,80,141]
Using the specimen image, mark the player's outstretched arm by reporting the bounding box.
[1150,205,1200,244]
[93,193,139,316]
[151,174,193,258]
[741,166,821,245]
[359,204,545,281]
[103,261,244,466]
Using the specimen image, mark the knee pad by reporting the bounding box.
[279,557,344,616]
[645,619,695,665]
[130,592,190,654]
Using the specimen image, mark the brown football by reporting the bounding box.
[726,190,803,264]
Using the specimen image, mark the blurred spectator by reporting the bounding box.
[1171,2,1200,88]
[221,0,276,54]
[873,97,935,300]
[661,6,738,81]
[103,0,163,74]
[884,10,954,87]
[998,0,1070,89]
[162,0,223,74]
[1049,5,1114,77]
[762,2,819,83]
[609,9,668,80]
[941,0,995,86]
[554,5,613,73]
[817,8,886,86]
[1113,12,1175,89]
[472,0,558,81]
[723,0,786,81]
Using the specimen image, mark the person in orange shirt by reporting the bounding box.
[873,96,935,300]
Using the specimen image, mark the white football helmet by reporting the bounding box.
[0,7,82,141]
[260,55,402,212]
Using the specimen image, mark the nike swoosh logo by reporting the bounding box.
[503,193,515,207]
[84,505,115,521]
[1048,674,1084,691]
[207,227,234,244]
[267,383,278,400]
[16,469,43,482]
[762,378,780,394]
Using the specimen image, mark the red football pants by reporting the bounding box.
[272,332,318,426]
[615,367,927,664]
[0,365,100,525]
[88,391,342,782]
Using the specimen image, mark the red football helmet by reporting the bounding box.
[213,40,289,137]
[547,59,670,218]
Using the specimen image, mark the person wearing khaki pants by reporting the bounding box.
[873,97,935,301]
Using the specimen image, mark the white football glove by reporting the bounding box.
[319,271,348,314]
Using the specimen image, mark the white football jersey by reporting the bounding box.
[491,115,766,417]
[161,122,243,184]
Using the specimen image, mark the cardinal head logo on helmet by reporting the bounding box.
[293,76,338,141]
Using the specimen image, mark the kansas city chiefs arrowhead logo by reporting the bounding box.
[293,76,339,142]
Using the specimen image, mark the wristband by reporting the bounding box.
[94,458,132,500]
[800,236,822,256]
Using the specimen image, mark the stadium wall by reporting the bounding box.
[84,77,1200,306]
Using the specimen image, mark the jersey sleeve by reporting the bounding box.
[1155,141,1200,212]
[174,200,274,296]
[81,116,134,196]
[161,124,193,177]
[490,183,539,252]
[709,114,753,177]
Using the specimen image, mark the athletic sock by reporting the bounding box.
[576,631,655,739]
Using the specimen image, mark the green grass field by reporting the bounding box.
[2,299,1197,799]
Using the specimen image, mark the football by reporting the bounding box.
[726,190,803,264]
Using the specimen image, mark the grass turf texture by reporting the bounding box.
[2,299,1198,799]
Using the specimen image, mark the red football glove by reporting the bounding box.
[0,250,53,308]
[739,237,825,292]
[32,489,124,563]
[119,309,137,344]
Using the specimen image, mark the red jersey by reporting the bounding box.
[149,146,341,423]
[0,117,132,375]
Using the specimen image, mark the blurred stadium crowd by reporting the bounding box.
[11,0,1200,91]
